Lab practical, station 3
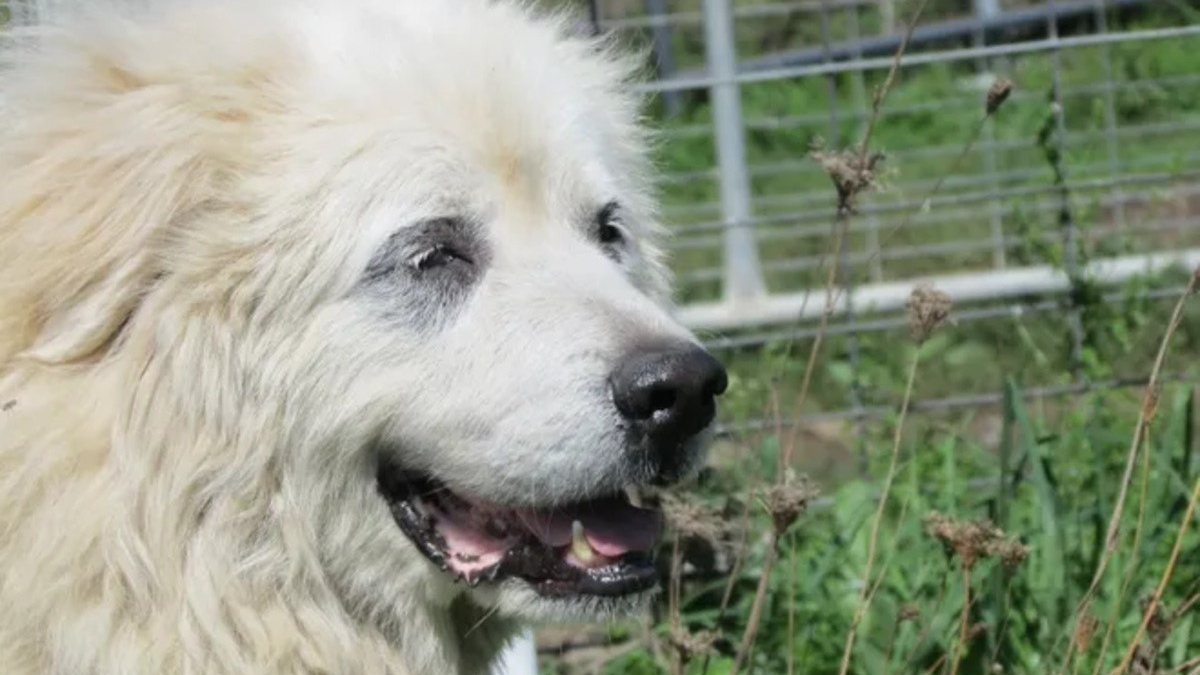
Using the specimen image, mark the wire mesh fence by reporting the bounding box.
[591,0,1200,433]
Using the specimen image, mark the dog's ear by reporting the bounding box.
[0,27,225,366]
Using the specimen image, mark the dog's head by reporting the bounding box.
[0,0,725,631]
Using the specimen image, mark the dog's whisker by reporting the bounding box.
[463,605,502,639]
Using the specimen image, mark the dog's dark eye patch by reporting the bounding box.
[364,218,481,278]
[359,217,489,328]
[594,201,625,261]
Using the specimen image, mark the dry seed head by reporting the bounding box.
[906,284,953,344]
[810,147,886,213]
[924,511,1027,571]
[986,77,1014,115]
[667,626,718,660]
[659,491,730,547]
[760,469,819,535]
[990,538,1030,572]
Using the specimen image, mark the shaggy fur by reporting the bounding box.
[0,1,706,674]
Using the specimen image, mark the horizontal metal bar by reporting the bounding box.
[675,247,1200,332]
[635,25,1200,94]
[702,285,1188,350]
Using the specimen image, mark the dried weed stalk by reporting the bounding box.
[777,0,941,471]
[1112,475,1200,675]
[727,470,816,675]
[1063,267,1200,675]
[776,75,1014,471]
[667,626,718,663]
[657,490,737,675]
[835,285,954,675]
[1074,609,1099,653]
[882,604,924,673]
[714,1,1018,672]
[871,75,1016,262]
[1088,419,1157,675]
[857,0,936,155]
[1126,597,1171,675]
[922,512,1027,675]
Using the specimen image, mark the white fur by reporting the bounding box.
[0,1,703,674]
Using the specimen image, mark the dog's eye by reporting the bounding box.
[598,222,623,246]
[596,202,624,248]
[414,245,470,271]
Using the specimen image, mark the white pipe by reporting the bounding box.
[491,630,538,675]
[676,248,1200,333]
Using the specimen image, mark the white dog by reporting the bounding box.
[0,1,727,674]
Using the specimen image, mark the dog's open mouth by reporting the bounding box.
[377,463,663,597]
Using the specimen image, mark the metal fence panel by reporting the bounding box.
[596,0,1200,428]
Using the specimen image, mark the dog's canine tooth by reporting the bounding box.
[625,487,643,508]
[570,520,595,563]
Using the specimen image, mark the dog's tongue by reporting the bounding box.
[514,498,663,557]
[580,505,663,557]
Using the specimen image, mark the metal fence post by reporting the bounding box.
[973,0,1001,21]
[702,0,767,304]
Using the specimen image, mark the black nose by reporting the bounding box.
[609,344,728,450]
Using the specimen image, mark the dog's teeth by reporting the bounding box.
[626,487,643,508]
[570,520,594,563]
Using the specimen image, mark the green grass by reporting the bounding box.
[544,379,1200,675]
